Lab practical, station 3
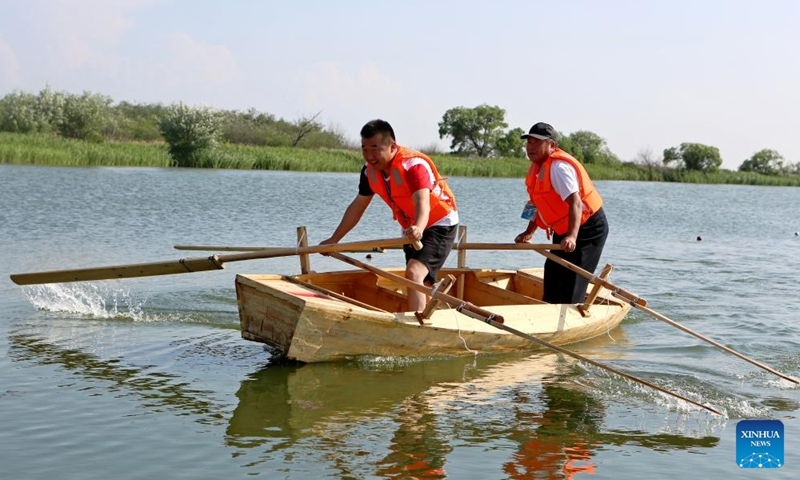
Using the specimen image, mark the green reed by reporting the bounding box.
[2,132,799,186]
[0,132,172,167]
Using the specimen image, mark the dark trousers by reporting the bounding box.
[543,208,608,304]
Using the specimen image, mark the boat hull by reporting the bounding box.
[236,268,630,363]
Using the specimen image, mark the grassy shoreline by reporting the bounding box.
[2,132,799,186]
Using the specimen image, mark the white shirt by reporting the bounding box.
[549,160,580,201]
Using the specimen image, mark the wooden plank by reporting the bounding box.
[578,264,613,317]
[283,276,387,312]
[457,225,467,299]
[297,226,311,274]
[463,272,543,306]
[415,274,456,324]
[509,270,545,301]
[457,225,468,268]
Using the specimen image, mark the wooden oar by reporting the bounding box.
[537,249,800,385]
[454,242,563,251]
[327,252,722,415]
[173,245,388,253]
[10,237,420,286]
[173,242,563,252]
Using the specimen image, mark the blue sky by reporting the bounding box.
[1,0,799,169]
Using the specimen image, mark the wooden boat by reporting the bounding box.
[236,265,631,363]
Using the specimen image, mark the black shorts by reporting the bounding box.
[403,224,458,285]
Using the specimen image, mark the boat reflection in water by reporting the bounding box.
[226,345,720,478]
[8,324,720,478]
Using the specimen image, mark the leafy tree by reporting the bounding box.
[0,90,42,133]
[34,86,66,134]
[662,142,722,172]
[112,101,168,141]
[58,91,113,141]
[438,104,512,157]
[494,127,525,158]
[218,108,275,145]
[1,88,348,150]
[217,108,343,148]
[562,130,620,166]
[784,161,800,175]
[0,87,70,134]
[662,146,681,167]
[158,103,220,167]
[739,149,784,175]
[555,133,577,158]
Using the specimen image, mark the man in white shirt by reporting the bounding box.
[515,122,608,304]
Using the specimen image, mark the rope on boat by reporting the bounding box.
[621,291,643,307]
[445,302,478,356]
[454,228,466,249]
[178,258,193,272]
[605,306,617,342]
[295,229,306,254]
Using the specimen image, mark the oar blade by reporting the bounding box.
[10,256,224,286]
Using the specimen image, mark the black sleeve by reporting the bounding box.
[358,165,374,196]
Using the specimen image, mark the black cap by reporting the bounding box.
[521,122,556,141]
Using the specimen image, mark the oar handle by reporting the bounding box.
[454,243,563,251]
[174,245,388,253]
[215,237,417,263]
[173,242,559,252]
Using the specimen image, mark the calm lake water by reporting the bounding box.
[1,164,798,479]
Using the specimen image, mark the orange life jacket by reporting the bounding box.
[525,148,603,235]
[503,438,597,479]
[366,146,457,229]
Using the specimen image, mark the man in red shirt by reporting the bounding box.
[321,119,459,311]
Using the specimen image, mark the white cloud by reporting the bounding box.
[296,62,433,145]
[298,62,402,110]
[34,0,153,71]
[162,32,239,87]
[8,1,241,106]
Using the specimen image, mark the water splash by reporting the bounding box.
[23,283,147,320]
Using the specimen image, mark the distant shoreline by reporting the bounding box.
[2,132,799,186]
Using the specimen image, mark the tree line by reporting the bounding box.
[1,88,798,176]
[0,87,348,167]
[437,104,800,176]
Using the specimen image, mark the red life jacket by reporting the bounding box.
[525,148,603,235]
[366,146,457,229]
